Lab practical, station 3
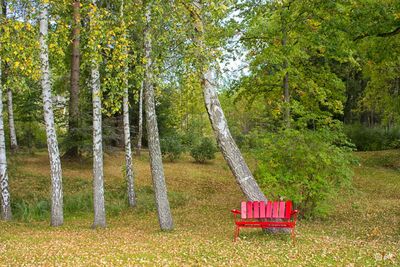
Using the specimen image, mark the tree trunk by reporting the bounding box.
[143,3,173,230]
[0,3,12,219]
[188,1,266,202]
[281,18,290,128]
[136,81,143,156]
[39,3,63,226]
[7,89,17,152]
[64,0,81,158]
[121,0,135,207]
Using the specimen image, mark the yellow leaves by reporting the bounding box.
[307,19,321,30]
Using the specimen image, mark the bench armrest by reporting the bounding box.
[291,210,298,215]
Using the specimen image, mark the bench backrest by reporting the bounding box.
[240,201,292,219]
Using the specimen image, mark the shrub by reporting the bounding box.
[344,124,400,151]
[160,135,184,162]
[190,137,218,163]
[253,128,355,219]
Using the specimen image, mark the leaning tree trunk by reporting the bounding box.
[64,0,81,158]
[120,0,135,207]
[136,81,143,156]
[188,1,266,202]
[7,89,18,152]
[143,3,173,230]
[89,1,105,228]
[39,2,64,226]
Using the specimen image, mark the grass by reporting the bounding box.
[0,150,399,266]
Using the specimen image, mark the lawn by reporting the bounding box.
[0,150,399,266]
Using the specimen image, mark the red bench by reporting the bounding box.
[231,201,298,242]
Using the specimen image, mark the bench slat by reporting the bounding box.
[259,201,265,218]
[285,201,292,219]
[279,201,285,218]
[253,201,260,218]
[272,201,279,218]
[241,201,247,219]
[247,201,253,219]
[266,201,272,218]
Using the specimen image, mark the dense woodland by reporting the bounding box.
[0,0,399,231]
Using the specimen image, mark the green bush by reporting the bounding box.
[190,137,218,163]
[253,128,355,219]
[344,124,400,151]
[160,135,184,162]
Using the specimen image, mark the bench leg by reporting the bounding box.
[234,226,240,242]
[291,227,296,245]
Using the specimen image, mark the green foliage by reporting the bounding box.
[344,124,400,151]
[253,128,355,219]
[190,137,218,163]
[160,134,184,162]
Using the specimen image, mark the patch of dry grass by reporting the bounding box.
[0,150,399,266]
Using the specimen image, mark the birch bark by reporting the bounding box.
[7,89,17,152]
[39,2,63,226]
[121,0,135,207]
[189,1,266,201]
[143,3,173,230]
[0,9,11,218]
[136,81,143,156]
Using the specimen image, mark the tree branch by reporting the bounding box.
[354,25,400,41]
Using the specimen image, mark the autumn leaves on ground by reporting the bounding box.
[0,150,399,266]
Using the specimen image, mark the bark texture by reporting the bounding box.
[7,89,18,152]
[65,0,81,158]
[189,1,266,202]
[143,3,173,230]
[91,62,106,228]
[121,0,136,207]
[136,81,143,156]
[0,10,12,218]
[90,1,105,228]
[39,3,64,226]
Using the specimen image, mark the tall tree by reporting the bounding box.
[89,0,106,228]
[120,0,136,207]
[143,2,173,230]
[186,1,266,201]
[39,1,63,226]
[0,0,11,220]
[64,0,81,158]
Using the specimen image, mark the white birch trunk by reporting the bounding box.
[91,62,106,228]
[0,31,12,219]
[120,0,135,207]
[7,89,18,151]
[190,1,266,202]
[136,81,143,156]
[39,3,63,226]
[90,1,105,228]
[143,3,173,230]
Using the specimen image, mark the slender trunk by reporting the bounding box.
[136,81,143,156]
[65,0,81,158]
[0,3,12,218]
[39,3,63,226]
[188,1,266,201]
[281,17,290,128]
[7,89,17,152]
[143,3,173,230]
[90,1,106,228]
[121,0,135,207]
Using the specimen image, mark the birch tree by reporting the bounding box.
[143,2,173,230]
[39,1,63,226]
[136,81,143,156]
[120,0,136,207]
[186,1,266,201]
[0,2,11,220]
[89,0,106,228]
[7,89,17,152]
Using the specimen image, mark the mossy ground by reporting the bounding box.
[0,150,399,266]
